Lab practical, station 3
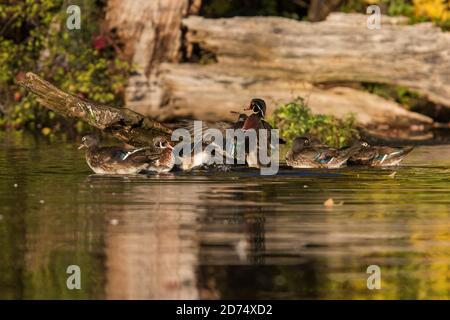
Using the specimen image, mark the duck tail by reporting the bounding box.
[386,146,414,163]
[401,146,414,155]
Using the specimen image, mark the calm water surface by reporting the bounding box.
[0,133,449,299]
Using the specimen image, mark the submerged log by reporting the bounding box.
[19,72,172,147]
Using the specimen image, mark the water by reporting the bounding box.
[0,132,449,299]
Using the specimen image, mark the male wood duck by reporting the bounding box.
[285,136,360,169]
[242,98,273,132]
[347,141,414,166]
[78,134,174,174]
[242,98,286,168]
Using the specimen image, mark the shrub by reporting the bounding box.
[270,97,360,148]
[0,0,131,134]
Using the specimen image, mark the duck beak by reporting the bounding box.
[244,103,252,111]
[78,144,86,150]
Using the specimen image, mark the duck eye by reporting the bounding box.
[158,141,167,148]
[362,142,368,147]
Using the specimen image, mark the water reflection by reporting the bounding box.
[0,133,449,299]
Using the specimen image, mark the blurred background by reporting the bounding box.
[1,0,449,146]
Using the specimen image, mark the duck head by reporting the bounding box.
[358,140,370,149]
[153,136,174,150]
[292,136,311,153]
[79,134,100,149]
[244,98,266,118]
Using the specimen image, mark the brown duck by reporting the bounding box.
[78,134,174,174]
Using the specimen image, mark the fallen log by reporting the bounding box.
[19,72,172,147]
[181,13,450,108]
[157,63,433,127]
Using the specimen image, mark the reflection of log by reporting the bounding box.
[136,12,446,125]
[19,73,172,147]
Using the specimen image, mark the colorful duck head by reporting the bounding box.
[150,136,175,172]
[79,134,100,150]
[244,98,266,118]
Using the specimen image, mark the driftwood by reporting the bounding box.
[183,13,450,107]
[19,73,172,147]
[157,63,432,127]
[123,12,445,126]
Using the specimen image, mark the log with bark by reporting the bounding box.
[182,13,450,107]
[18,72,172,147]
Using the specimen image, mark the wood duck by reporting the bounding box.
[242,98,273,132]
[78,134,174,174]
[174,112,251,171]
[242,98,285,168]
[348,141,414,166]
[285,136,361,169]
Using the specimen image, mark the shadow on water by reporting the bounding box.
[0,133,449,299]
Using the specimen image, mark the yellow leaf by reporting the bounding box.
[41,127,51,136]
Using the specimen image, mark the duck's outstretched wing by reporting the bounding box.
[19,72,172,147]
[173,120,233,156]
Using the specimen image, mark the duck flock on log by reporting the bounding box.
[77,98,414,175]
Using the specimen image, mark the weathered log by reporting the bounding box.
[180,13,450,108]
[182,13,450,107]
[157,63,433,127]
[19,72,172,147]
[118,11,442,124]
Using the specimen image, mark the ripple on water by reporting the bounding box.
[0,134,449,299]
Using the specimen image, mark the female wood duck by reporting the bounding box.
[78,134,174,174]
[348,141,414,166]
[285,136,360,169]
